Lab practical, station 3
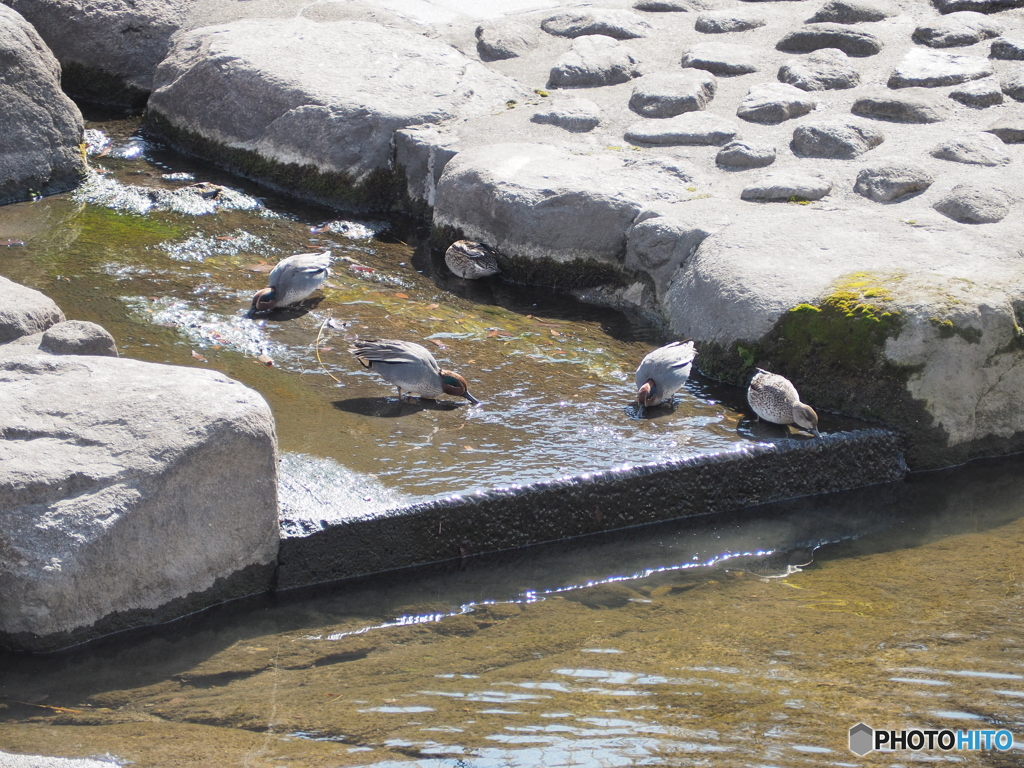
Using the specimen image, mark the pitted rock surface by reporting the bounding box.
[791,120,885,158]
[695,11,767,33]
[933,183,1011,223]
[625,112,742,145]
[629,70,718,116]
[931,133,1012,165]
[682,42,759,75]
[550,35,643,86]
[950,77,1004,106]
[737,82,817,123]
[851,87,950,123]
[853,160,934,201]
[776,23,883,57]
[532,97,602,131]
[888,48,994,88]
[806,0,895,24]
[716,139,777,168]
[778,48,860,90]
[542,10,653,39]
[913,12,1004,48]
[740,172,832,201]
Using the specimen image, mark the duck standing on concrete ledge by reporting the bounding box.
[445,240,500,280]
[351,338,480,404]
[248,250,332,316]
[635,340,697,413]
[747,368,820,437]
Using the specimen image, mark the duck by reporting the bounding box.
[350,338,480,404]
[635,340,697,412]
[747,368,820,437]
[445,240,500,280]
[248,251,332,316]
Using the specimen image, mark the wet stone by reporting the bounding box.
[913,12,1004,48]
[1000,66,1024,101]
[807,0,895,24]
[990,37,1024,60]
[695,11,767,33]
[716,139,777,168]
[531,97,602,131]
[853,161,934,202]
[933,183,1011,224]
[778,48,860,90]
[682,42,759,75]
[791,120,884,158]
[737,82,817,123]
[930,133,1012,165]
[888,49,994,88]
[933,0,1024,12]
[542,10,652,39]
[625,111,741,145]
[741,171,832,201]
[851,87,950,123]
[549,36,642,87]
[776,24,883,58]
[950,77,1004,107]
[629,70,717,117]
[476,20,539,60]
[986,116,1024,142]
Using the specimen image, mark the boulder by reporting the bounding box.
[851,87,950,123]
[635,0,698,9]
[0,347,279,652]
[888,48,994,88]
[716,140,777,168]
[987,116,1024,142]
[913,12,1003,48]
[950,77,1004,106]
[694,11,767,33]
[933,183,1011,223]
[40,320,118,356]
[0,275,65,342]
[1001,67,1024,101]
[146,18,527,211]
[476,19,539,60]
[549,35,643,87]
[625,214,713,301]
[682,42,759,75]
[625,112,742,145]
[853,161,934,201]
[737,82,817,124]
[930,133,1012,165]
[531,97,602,132]
[740,172,833,201]
[393,125,460,209]
[3,0,188,107]
[932,0,1024,12]
[0,5,86,206]
[807,0,895,23]
[628,70,717,117]
[991,37,1024,60]
[541,10,652,39]
[776,23,883,57]
[791,120,884,158]
[778,48,860,90]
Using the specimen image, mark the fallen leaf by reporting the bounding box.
[550,329,561,337]
[487,330,501,338]
[463,445,476,452]
[257,354,274,367]
[215,236,236,241]
[349,265,374,273]
[429,339,447,349]
[427,303,439,309]
[244,262,274,273]
[191,350,208,362]
[395,292,409,299]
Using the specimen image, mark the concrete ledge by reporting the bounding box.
[277,428,906,590]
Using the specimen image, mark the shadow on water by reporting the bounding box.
[331,397,469,418]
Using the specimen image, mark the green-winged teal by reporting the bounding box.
[351,338,480,404]
[445,240,500,280]
[747,368,820,437]
[635,340,697,411]
[249,251,331,315]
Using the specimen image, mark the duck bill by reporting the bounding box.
[463,391,481,405]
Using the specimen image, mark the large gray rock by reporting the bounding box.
[3,0,188,107]
[682,42,759,75]
[740,172,832,201]
[737,82,817,124]
[933,0,1024,12]
[990,37,1024,60]
[695,10,767,33]
[625,213,712,301]
[987,115,1024,142]
[40,320,118,356]
[476,19,539,60]
[853,160,934,201]
[542,9,653,39]
[933,183,1011,223]
[913,12,1004,48]
[716,139,777,168]
[888,48,994,88]
[625,112,742,145]
[807,0,895,23]
[433,143,697,266]
[147,18,527,210]
[629,70,717,117]
[0,5,86,206]
[778,48,860,90]
[931,132,1012,165]
[791,120,884,158]
[1001,66,1024,101]
[851,87,950,123]
[950,76,1004,106]
[776,23,883,57]
[0,275,65,342]
[531,97,602,132]
[0,348,279,652]
[549,35,643,87]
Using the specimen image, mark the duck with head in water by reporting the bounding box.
[635,340,697,414]
[747,368,820,437]
[350,338,480,404]
[248,250,332,316]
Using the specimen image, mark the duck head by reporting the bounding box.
[248,287,277,317]
[637,379,658,411]
[793,403,820,437]
[441,371,480,404]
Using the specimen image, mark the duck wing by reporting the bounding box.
[350,339,440,373]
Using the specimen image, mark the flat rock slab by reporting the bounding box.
[0,275,65,343]
[807,0,895,23]
[716,139,777,168]
[791,120,884,157]
[1001,66,1024,100]
[933,0,1024,12]
[991,37,1024,60]
[0,5,86,206]
[776,23,883,57]
[778,48,860,90]
[950,76,1004,106]
[550,35,642,87]
[888,48,994,88]
[737,82,817,123]
[626,111,742,144]
[913,12,1004,48]
[542,9,653,39]
[148,18,526,187]
[695,10,767,33]
[851,87,950,123]
[476,19,539,60]
[740,172,832,201]
[531,97,601,132]
[634,0,696,10]
[987,116,1024,142]
[682,42,759,75]
[629,70,717,116]
[0,348,279,651]
[853,160,934,201]
[931,132,1012,165]
[933,183,1012,223]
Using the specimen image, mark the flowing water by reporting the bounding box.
[2,117,1023,767]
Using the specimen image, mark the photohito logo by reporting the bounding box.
[849,723,1015,756]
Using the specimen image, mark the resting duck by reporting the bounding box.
[635,340,697,412]
[350,338,480,404]
[444,240,500,280]
[248,251,331,316]
[747,368,820,437]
